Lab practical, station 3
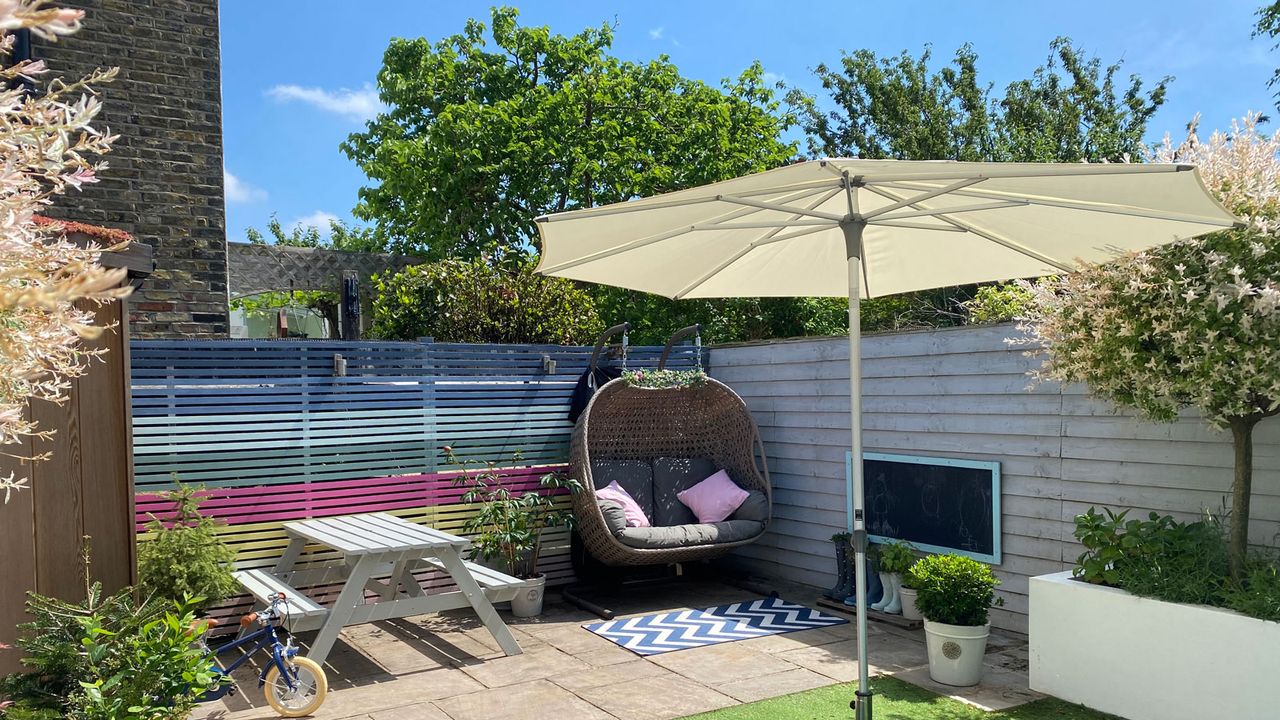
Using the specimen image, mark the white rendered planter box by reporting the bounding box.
[1029,571,1280,720]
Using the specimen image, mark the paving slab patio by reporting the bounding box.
[191,579,1037,720]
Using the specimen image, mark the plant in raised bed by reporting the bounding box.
[621,368,707,389]
[445,447,582,616]
[908,553,1002,687]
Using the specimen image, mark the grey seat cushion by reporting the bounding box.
[730,490,769,523]
[617,520,764,549]
[591,458,654,523]
[652,456,717,526]
[598,500,629,536]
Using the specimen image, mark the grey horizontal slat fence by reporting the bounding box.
[711,323,1280,634]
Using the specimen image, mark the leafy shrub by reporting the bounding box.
[1072,507,1132,585]
[1112,515,1229,606]
[1073,508,1229,605]
[137,484,237,609]
[876,541,916,575]
[445,448,582,578]
[621,368,707,389]
[1223,555,1280,622]
[0,585,217,720]
[907,554,1001,626]
[962,282,1034,324]
[370,257,602,344]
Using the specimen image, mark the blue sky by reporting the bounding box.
[219,0,1277,244]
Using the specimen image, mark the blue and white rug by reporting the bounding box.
[583,595,847,656]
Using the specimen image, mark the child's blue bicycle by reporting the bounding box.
[197,593,328,717]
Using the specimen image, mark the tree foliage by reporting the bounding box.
[0,3,129,502]
[795,37,1168,163]
[370,257,602,344]
[342,6,796,260]
[1255,1,1280,110]
[790,37,1169,331]
[1018,114,1280,578]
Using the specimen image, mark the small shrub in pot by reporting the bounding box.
[908,553,1001,686]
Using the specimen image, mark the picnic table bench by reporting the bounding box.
[233,512,529,665]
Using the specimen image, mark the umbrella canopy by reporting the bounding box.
[536,158,1238,298]
[535,158,1237,720]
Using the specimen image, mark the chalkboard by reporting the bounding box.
[845,452,1001,564]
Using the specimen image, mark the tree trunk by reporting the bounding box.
[1228,416,1258,582]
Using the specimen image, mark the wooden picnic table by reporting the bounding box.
[233,512,527,666]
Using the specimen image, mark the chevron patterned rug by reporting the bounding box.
[583,595,847,656]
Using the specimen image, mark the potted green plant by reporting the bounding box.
[897,554,926,621]
[873,540,916,615]
[908,553,1001,686]
[137,483,238,612]
[447,447,581,616]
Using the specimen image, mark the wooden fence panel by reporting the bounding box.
[0,300,134,675]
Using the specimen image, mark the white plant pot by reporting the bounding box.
[923,619,989,687]
[898,586,922,621]
[1030,571,1280,720]
[510,575,546,617]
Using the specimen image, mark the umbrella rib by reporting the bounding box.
[869,199,1029,222]
[715,194,848,222]
[853,163,1194,183]
[877,181,1241,228]
[871,220,967,232]
[534,179,843,222]
[693,219,836,230]
[858,178,985,220]
[864,185,1076,272]
[672,188,842,300]
[537,187,830,274]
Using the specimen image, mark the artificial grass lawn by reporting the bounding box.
[682,676,1118,720]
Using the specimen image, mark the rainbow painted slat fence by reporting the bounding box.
[130,339,703,609]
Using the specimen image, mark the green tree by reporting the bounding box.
[795,37,1167,163]
[370,257,602,344]
[791,37,1168,330]
[1019,115,1280,579]
[1255,2,1280,110]
[342,6,796,260]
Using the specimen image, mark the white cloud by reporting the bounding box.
[265,83,383,121]
[224,170,266,203]
[648,26,664,40]
[288,210,340,234]
[761,72,787,86]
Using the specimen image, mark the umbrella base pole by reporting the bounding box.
[852,688,873,720]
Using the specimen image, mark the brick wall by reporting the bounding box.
[34,0,228,337]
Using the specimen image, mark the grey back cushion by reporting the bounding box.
[590,458,654,523]
[652,456,717,526]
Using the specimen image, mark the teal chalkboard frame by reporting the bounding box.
[846,451,1002,565]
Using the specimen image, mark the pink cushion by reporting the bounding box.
[597,481,650,528]
[676,469,749,524]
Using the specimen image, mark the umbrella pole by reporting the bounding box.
[844,223,872,720]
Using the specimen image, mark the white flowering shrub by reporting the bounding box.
[1017,113,1280,578]
[0,2,127,502]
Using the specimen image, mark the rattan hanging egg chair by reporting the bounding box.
[569,324,771,568]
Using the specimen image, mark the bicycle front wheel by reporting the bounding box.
[263,656,327,717]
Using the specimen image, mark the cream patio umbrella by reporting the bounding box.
[534,158,1238,719]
